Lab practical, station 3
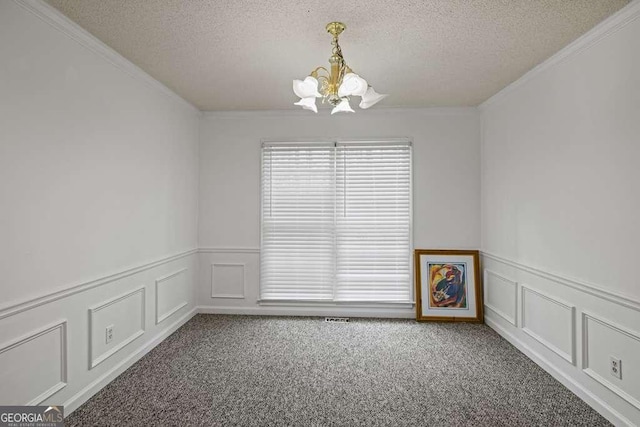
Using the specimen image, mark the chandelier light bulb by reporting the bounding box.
[292,22,388,114]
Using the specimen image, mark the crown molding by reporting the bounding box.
[201,106,479,119]
[479,0,640,111]
[13,0,201,116]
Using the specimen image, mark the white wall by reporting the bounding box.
[0,0,200,413]
[4,0,636,422]
[480,2,640,425]
[198,109,481,317]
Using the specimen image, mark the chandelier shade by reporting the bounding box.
[331,98,355,115]
[338,73,368,98]
[294,96,319,113]
[359,86,389,109]
[293,22,387,114]
[293,76,322,99]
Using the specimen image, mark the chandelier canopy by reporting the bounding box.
[293,22,388,114]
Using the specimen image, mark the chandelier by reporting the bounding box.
[292,22,388,114]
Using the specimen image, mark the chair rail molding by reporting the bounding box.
[0,249,198,321]
[481,251,640,312]
[199,247,260,254]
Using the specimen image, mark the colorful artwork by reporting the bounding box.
[415,250,482,322]
[428,263,468,309]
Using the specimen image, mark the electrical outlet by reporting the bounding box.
[610,356,622,379]
[105,325,114,344]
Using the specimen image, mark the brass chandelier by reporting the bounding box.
[293,22,388,114]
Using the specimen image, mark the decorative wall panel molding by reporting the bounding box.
[521,285,576,364]
[211,263,246,299]
[155,268,188,324]
[482,253,640,424]
[89,287,145,369]
[582,312,640,411]
[0,321,67,405]
[481,252,640,312]
[483,269,518,326]
[485,316,632,426]
[63,308,197,415]
[0,249,197,321]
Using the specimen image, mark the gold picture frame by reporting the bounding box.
[414,249,483,323]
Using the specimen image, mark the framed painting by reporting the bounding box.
[414,249,483,323]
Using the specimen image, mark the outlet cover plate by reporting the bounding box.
[610,356,622,380]
[106,325,114,344]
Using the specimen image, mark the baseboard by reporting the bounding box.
[61,304,629,423]
[485,316,632,427]
[64,307,198,415]
[196,305,415,319]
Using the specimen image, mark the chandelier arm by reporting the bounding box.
[311,66,329,76]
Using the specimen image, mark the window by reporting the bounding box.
[260,140,412,303]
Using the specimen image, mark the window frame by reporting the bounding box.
[259,137,414,306]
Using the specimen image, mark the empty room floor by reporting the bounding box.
[67,315,607,426]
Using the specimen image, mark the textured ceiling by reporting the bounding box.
[46,0,628,111]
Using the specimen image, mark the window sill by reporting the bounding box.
[258,300,415,309]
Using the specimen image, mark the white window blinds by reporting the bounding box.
[261,140,412,303]
[261,142,336,300]
[335,142,412,302]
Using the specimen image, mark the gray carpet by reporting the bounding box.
[67,315,608,426]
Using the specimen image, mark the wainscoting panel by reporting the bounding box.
[0,321,67,405]
[483,269,517,326]
[199,249,259,307]
[198,248,416,318]
[155,268,189,324]
[521,285,575,364]
[211,263,246,299]
[481,252,640,426]
[582,312,640,410]
[0,250,197,416]
[89,287,145,369]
